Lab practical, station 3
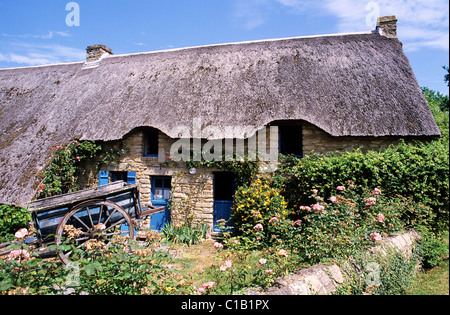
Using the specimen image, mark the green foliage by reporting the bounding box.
[422,86,449,114]
[231,178,294,249]
[334,249,417,295]
[162,222,208,246]
[202,248,299,295]
[274,138,449,234]
[230,180,436,265]
[39,140,102,198]
[415,231,449,270]
[38,140,126,199]
[0,205,31,242]
[184,153,260,186]
[1,233,194,295]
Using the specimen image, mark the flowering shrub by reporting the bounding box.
[275,138,449,234]
[38,140,102,198]
[1,228,194,295]
[232,178,297,249]
[286,185,418,263]
[230,180,429,264]
[0,205,30,242]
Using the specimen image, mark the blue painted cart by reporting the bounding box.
[12,181,164,264]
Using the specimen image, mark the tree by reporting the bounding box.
[444,66,449,87]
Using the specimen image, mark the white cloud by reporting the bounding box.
[0,43,85,66]
[234,0,449,51]
[233,0,272,30]
[321,0,449,51]
[2,30,70,40]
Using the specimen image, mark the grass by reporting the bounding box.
[408,259,449,295]
[408,234,449,295]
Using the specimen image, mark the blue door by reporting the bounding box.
[213,173,236,232]
[150,176,172,231]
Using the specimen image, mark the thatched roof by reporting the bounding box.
[0,31,441,207]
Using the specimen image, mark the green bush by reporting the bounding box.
[274,138,449,234]
[415,231,449,269]
[287,185,417,264]
[0,205,31,242]
[231,178,295,249]
[1,233,194,295]
[335,248,417,295]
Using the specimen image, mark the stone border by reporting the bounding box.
[247,231,420,295]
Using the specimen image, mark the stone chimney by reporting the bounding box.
[376,16,398,38]
[84,45,113,68]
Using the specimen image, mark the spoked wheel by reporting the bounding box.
[55,200,134,265]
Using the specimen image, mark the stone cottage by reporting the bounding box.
[0,16,441,235]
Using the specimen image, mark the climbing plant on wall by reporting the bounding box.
[37,140,126,199]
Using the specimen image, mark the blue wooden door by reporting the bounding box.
[150,176,172,231]
[213,173,236,232]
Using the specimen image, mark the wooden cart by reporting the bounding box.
[1,182,164,264]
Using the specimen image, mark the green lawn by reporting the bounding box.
[408,259,449,295]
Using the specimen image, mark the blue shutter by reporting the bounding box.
[99,171,109,186]
[127,172,137,185]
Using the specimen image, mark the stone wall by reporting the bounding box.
[78,129,217,236]
[302,122,408,156]
[247,231,421,295]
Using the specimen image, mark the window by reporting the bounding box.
[279,125,303,158]
[99,171,136,186]
[144,128,159,157]
[111,171,128,182]
[152,177,172,201]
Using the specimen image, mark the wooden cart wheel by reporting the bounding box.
[55,200,134,265]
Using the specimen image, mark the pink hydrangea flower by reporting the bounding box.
[337,186,346,191]
[378,213,386,223]
[293,219,302,227]
[330,196,337,203]
[9,249,31,261]
[259,258,267,265]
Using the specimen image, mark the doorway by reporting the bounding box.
[213,172,237,232]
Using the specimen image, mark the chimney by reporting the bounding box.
[376,16,398,38]
[84,44,113,68]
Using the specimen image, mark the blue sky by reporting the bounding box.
[0,0,448,94]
